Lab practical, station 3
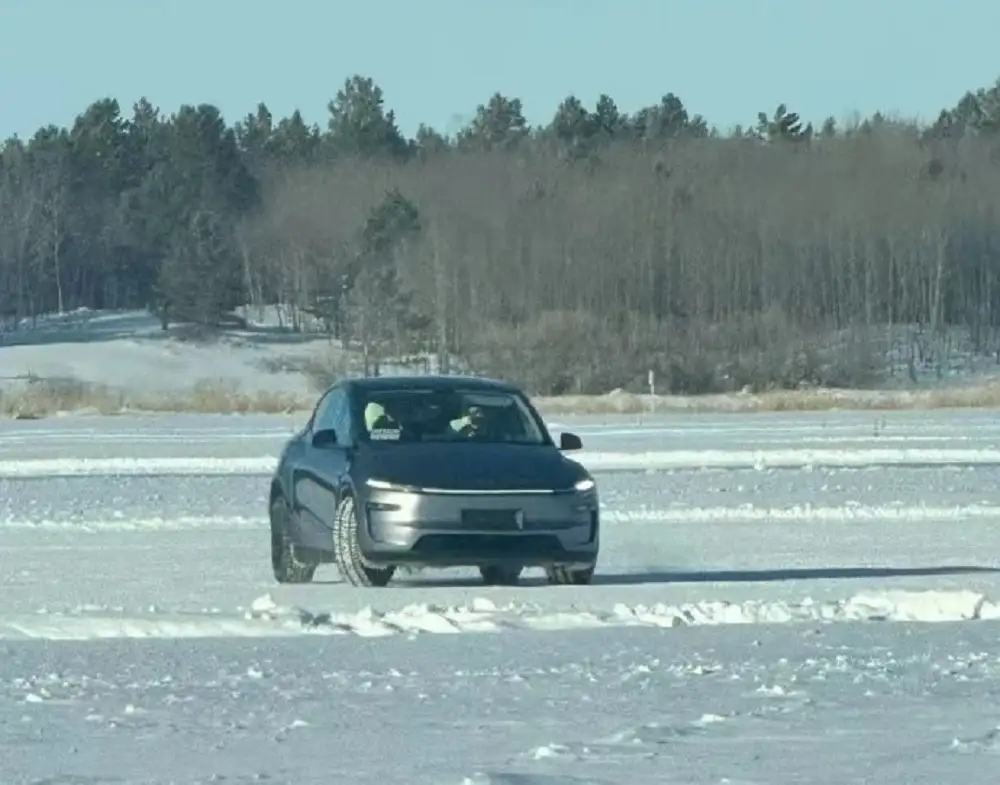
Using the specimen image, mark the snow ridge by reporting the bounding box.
[2,589,997,641]
[10,445,1000,478]
[251,589,1000,633]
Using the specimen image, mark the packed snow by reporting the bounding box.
[3,409,1000,783]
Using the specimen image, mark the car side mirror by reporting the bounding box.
[559,432,583,451]
[311,428,338,448]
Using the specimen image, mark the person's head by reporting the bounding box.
[364,401,388,431]
[466,404,487,430]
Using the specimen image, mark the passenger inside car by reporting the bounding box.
[359,390,544,445]
[363,401,402,440]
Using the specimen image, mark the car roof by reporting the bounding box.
[339,374,522,396]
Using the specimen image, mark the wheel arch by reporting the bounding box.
[337,476,359,504]
[269,477,286,506]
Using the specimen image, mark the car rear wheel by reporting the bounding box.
[479,564,523,585]
[546,564,596,585]
[332,494,395,587]
[270,496,317,584]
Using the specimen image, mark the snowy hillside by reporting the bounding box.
[4,306,1000,417]
[0,306,440,416]
[0,307,325,395]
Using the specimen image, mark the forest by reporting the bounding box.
[2,75,1000,395]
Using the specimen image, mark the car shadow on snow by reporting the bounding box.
[321,564,1000,588]
[592,564,1000,586]
[387,571,554,588]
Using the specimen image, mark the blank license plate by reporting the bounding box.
[461,509,522,529]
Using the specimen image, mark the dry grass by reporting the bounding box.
[0,378,311,419]
[532,382,1000,416]
[6,376,1000,420]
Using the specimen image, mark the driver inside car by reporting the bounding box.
[456,404,492,439]
[364,401,401,440]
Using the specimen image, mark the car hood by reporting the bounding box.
[357,442,587,492]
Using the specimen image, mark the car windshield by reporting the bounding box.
[357,388,549,446]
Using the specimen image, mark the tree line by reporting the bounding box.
[3,75,1000,395]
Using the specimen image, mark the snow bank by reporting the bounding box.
[258,589,996,636]
[2,589,997,641]
[8,445,1000,478]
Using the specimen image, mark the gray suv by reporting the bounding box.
[268,375,600,587]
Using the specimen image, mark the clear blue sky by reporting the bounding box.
[2,0,998,140]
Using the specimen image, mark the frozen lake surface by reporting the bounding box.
[3,409,1000,784]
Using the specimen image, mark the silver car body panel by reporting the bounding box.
[358,484,600,568]
[275,375,600,570]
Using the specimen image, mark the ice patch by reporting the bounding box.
[1,589,995,641]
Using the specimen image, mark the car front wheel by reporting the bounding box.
[331,494,395,587]
[545,563,596,585]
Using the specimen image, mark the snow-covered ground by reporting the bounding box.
[3,409,1000,783]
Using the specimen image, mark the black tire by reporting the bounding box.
[332,494,395,587]
[270,496,317,584]
[479,564,523,586]
[546,563,596,585]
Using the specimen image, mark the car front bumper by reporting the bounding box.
[357,486,600,568]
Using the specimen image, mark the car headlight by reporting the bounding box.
[573,478,596,493]
[366,478,423,493]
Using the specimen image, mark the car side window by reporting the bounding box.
[331,393,354,447]
[314,387,355,447]
[311,388,342,432]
